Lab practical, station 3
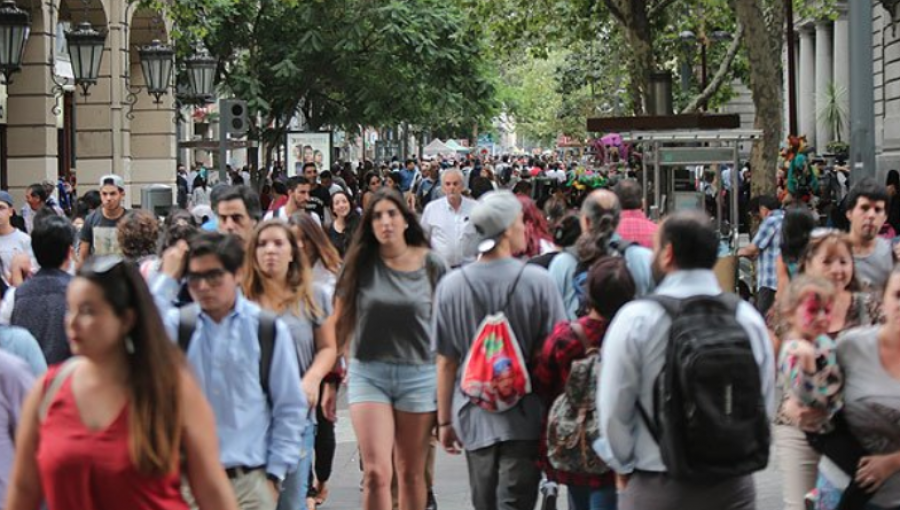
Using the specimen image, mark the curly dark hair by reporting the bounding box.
[117,210,160,260]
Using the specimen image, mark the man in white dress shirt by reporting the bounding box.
[596,211,775,510]
[420,169,476,268]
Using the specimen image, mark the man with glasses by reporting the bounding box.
[152,232,306,510]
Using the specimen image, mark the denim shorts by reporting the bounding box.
[347,360,437,413]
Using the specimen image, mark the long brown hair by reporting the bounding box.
[334,188,429,348]
[289,212,342,274]
[77,257,183,475]
[242,220,320,319]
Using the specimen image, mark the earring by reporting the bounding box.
[125,336,135,355]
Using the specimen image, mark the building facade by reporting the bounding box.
[6,0,175,208]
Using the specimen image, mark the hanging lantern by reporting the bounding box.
[184,46,215,102]
[66,21,106,96]
[138,39,174,103]
[0,0,30,84]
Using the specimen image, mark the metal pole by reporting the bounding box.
[732,145,740,248]
[849,0,876,182]
[654,142,661,216]
[785,0,798,135]
[219,118,228,184]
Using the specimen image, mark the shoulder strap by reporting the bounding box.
[258,310,277,408]
[609,239,636,256]
[569,321,591,350]
[460,263,528,315]
[39,357,81,422]
[643,294,683,317]
[178,305,199,352]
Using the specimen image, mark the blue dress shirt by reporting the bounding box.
[152,275,307,479]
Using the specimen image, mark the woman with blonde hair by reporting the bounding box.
[5,257,238,510]
[242,220,338,510]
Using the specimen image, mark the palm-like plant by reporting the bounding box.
[817,81,847,143]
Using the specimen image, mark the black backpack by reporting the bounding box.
[178,305,278,406]
[638,294,770,482]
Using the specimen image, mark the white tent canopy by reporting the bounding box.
[423,139,455,155]
[444,139,471,153]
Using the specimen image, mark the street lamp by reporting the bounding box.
[0,0,30,85]
[138,39,174,103]
[184,47,216,103]
[65,21,107,96]
[678,29,732,110]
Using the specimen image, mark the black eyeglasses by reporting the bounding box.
[185,268,228,288]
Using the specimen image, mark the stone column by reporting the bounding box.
[833,14,850,143]
[815,21,834,149]
[799,26,817,146]
[6,2,59,201]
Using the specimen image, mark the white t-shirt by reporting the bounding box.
[263,206,322,226]
[0,229,34,281]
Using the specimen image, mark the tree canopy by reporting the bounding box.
[145,0,498,158]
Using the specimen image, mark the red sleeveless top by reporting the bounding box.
[36,364,189,510]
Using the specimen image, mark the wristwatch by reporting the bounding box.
[266,473,285,492]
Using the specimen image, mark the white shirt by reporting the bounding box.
[420,196,476,268]
[595,270,775,474]
[263,206,321,226]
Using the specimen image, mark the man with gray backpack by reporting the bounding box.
[596,211,775,510]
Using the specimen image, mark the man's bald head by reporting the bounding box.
[581,189,622,232]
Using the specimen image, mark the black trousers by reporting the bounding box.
[307,382,337,497]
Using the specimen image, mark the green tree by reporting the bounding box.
[146,0,498,164]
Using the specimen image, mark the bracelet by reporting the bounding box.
[438,422,451,428]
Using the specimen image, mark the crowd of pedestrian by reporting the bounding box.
[2,153,900,510]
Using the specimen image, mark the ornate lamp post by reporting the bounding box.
[137,39,174,103]
[65,20,106,96]
[0,0,30,84]
[183,46,215,102]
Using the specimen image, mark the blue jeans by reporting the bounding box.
[567,484,617,510]
[276,423,316,510]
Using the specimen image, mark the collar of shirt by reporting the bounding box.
[620,209,650,221]
[656,269,722,298]
[442,196,474,214]
[196,291,251,325]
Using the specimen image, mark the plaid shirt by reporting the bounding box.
[752,209,784,290]
[534,317,616,489]
[617,210,658,249]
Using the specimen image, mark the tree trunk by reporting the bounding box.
[733,0,782,197]
[623,2,653,115]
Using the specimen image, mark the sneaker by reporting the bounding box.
[426,489,437,510]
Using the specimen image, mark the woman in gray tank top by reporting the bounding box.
[334,188,447,510]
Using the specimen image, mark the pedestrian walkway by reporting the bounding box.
[318,400,784,510]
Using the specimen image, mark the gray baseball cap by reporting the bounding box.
[99,174,125,190]
[465,191,523,255]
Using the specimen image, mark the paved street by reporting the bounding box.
[317,394,784,510]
